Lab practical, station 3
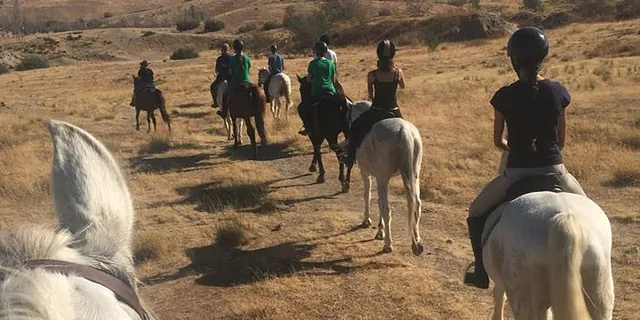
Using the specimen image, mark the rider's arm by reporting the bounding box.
[493,109,509,151]
[558,108,566,151]
[367,71,374,101]
[398,68,406,89]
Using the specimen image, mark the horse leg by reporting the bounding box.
[135,108,141,131]
[146,111,151,133]
[582,260,615,320]
[239,119,244,145]
[226,115,233,140]
[377,178,392,252]
[491,285,506,320]
[255,111,268,146]
[245,118,257,159]
[360,173,372,228]
[314,144,325,183]
[150,112,157,132]
[402,169,423,256]
[232,117,239,149]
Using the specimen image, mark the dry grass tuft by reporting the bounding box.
[215,219,250,249]
[620,135,640,150]
[134,230,169,265]
[605,169,640,188]
[139,133,172,154]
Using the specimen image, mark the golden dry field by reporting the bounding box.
[1,16,639,320]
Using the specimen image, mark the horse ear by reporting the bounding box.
[296,74,303,83]
[46,120,135,262]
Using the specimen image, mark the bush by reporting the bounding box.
[263,21,282,31]
[141,30,156,37]
[238,23,258,34]
[15,55,49,71]
[469,0,480,9]
[170,47,199,60]
[321,0,371,24]
[204,19,225,32]
[0,64,9,75]
[523,0,542,10]
[282,6,329,50]
[378,8,393,16]
[103,12,114,19]
[406,0,432,17]
[447,0,467,7]
[176,20,199,31]
[425,31,440,52]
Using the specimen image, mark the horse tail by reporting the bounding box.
[400,126,423,256]
[548,212,590,320]
[251,85,268,145]
[157,92,170,124]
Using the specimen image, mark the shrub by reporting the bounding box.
[204,19,225,32]
[263,20,282,31]
[238,23,258,34]
[469,0,480,9]
[103,12,114,19]
[406,0,432,17]
[141,30,156,37]
[523,0,542,10]
[321,0,371,24]
[282,6,329,50]
[15,55,49,71]
[447,0,467,7]
[215,220,249,249]
[176,20,199,31]
[425,31,440,52]
[0,64,9,74]
[378,8,393,16]
[170,47,199,60]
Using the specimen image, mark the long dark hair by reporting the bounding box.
[377,58,395,72]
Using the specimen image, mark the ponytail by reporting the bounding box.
[523,63,541,152]
[378,58,395,72]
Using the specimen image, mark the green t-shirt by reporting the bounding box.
[308,58,336,96]
[229,54,251,83]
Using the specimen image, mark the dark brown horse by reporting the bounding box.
[296,75,350,189]
[226,82,268,159]
[132,75,171,133]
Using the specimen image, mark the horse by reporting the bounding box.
[132,75,171,133]
[213,79,243,143]
[483,150,614,320]
[341,101,424,255]
[257,67,293,119]
[0,120,156,320]
[296,75,350,186]
[226,82,269,159]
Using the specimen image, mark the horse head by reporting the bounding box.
[0,120,153,319]
[257,67,269,86]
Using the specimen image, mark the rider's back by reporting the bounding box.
[491,79,570,169]
[308,58,335,96]
[229,55,251,83]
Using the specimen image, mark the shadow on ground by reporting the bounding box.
[142,233,407,288]
[129,153,219,173]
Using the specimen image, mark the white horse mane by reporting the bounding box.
[0,120,154,320]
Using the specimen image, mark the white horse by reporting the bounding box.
[483,151,614,320]
[0,120,156,320]
[257,67,292,119]
[216,80,244,143]
[342,101,424,255]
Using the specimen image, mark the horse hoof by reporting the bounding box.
[309,166,317,173]
[316,176,325,184]
[412,242,425,256]
[382,246,393,254]
[360,220,372,229]
[374,231,384,240]
[342,182,350,193]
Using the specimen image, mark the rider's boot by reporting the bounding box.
[464,215,490,289]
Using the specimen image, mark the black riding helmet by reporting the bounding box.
[319,34,330,46]
[507,26,549,70]
[376,39,396,60]
[270,45,277,53]
[233,39,244,52]
[314,41,328,56]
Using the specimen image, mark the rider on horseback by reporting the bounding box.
[464,27,587,289]
[341,39,406,168]
[130,60,162,107]
[297,41,338,136]
[210,43,232,108]
[264,45,285,103]
[216,39,253,119]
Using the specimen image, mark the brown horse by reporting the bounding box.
[225,82,268,159]
[131,75,171,133]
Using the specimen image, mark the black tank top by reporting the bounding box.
[372,69,399,110]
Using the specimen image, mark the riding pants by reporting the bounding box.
[468,164,586,218]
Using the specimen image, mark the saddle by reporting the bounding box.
[481,174,564,246]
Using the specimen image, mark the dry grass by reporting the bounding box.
[0,16,639,320]
[214,219,250,249]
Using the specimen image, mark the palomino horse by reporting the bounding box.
[296,75,349,186]
[132,75,171,133]
[226,83,269,159]
[214,79,243,143]
[483,151,614,320]
[257,68,292,119]
[341,101,424,255]
[0,120,156,320]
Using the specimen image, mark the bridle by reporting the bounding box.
[0,259,149,320]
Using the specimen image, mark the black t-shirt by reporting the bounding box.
[138,68,154,83]
[490,79,571,169]
[215,53,232,78]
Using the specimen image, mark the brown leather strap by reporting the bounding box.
[24,259,149,320]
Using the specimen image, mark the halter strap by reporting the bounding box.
[21,259,149,320]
